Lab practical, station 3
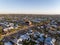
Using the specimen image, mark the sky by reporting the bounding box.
[0,0,60,14]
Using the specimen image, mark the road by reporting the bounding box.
[1,25,34,41]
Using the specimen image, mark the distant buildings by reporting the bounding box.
[1,16,60,45]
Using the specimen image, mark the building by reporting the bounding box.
[4,41,13,45]
[45,37,56,45]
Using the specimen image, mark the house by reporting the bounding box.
[32,32,40,39]
[57,20,60,26]
[8,26,14,30]
[4,41,13,45]
[14,24,19,29]
[31,19,41,23]
[51,25,57,28]
[40,25,44,29]
[2,22,15,32]
[26,30,34,35]
[48,30,57,35]
[45,37,52,45]
[17,38,23,45]
[37,26,40,29]
[20,34,30,40]
[34,31,40,36]
[3,26,14,32]
[38,33,45,42]
[3,28,9,32]
[9,23,14,27]
[51,38,56,45]
[57,31,60,35]
[17,34,30,45]
[44,37,56,45]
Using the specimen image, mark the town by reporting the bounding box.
[0,14,60,45]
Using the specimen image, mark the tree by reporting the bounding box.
[0,42,3,45]
[0,26,3,34]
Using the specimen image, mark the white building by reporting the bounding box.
[44,37,56,45]
[3,26,14,32]
[4,42,12,45]
[17,34,30,45]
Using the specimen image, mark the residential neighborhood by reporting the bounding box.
[0,15,60,45]
[0,0,60,45]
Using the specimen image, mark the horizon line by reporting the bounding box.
[0,13,60,15]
